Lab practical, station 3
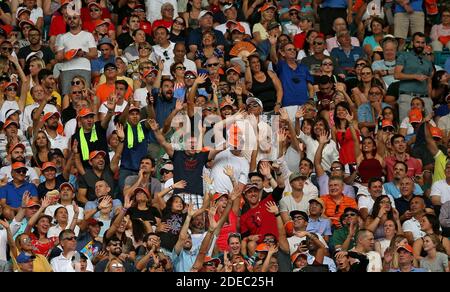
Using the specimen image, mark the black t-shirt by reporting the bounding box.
[171,150,210,196]
[71,121,109,169]
[17,45,55,65]
[77,168,115,201]
[159,211,186,251]
[387,81,400,101]
[117,33,154,50]
[61,104,76,124]
[127,206,161,226]
[37,175,67,199]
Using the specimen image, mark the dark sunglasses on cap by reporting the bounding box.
[383,126,395,132]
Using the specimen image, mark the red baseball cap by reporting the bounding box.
[11,162,27,170]
[59,182,75,192]
[255,243,269,252]
[3,119,19,130]
[143,68,158,78]
[381,119,393,128]
[41,162,57,171]
[42,111,60,123]
[430,127,443,139]
[409,109,423,124]
[134,187,150,197]
[289,5,301,12]
[8,142,25,154]
[212,193,228,201]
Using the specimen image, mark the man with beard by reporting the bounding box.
[55,12,97,95]
[37,112,69,156]
[93,235,135,272]
[150,79,177,132]
[17,27,56,70]
[133,67,159,108]
[76,146,123,205]
[150,26,175,76]
[123,156,162,202]
[0,142,39,185]
[37,69,61,110]
[395,32,434,121]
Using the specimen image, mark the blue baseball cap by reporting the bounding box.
[16,252,35,264]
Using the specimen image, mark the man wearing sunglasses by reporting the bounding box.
[301,34,337,76]
[55,12,97,95]
[329,207,362,252]
[51,229,94,272]
[0,141,38,186]
[0,161,38,213]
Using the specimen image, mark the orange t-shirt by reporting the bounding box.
[321,194,357,227]
[96,83,133,103]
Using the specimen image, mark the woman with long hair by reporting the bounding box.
[362,17,386,60]
[318,56,344,82]
[61,75,87,110]
[170,62,187,88]
[382,234,411,271]
[194,31,224,69]
[244,54,283,113]
[352,66,385,106]
[366,195,402,239]
[412,214,450,260]
[374,219,401,259]
[170,16,188,43]
[11,233,52,272]
[252,2,277,44]
[333,101,359,165]
[419,234,450,272]
[31,130,51,168]
[297,30,330,61]
[183,0,202,31]
[105,257,126,272]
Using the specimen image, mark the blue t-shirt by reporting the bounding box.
[120,121,152,172]
[383,182,424,199]
[357,102,389,123]
[394,0,423,13]
[331,46,365,70]
[0,181,38,208]
[91,55,116,74]
[273,60,313,107]
[322,0,348,8]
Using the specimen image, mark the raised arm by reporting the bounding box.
[187,74,207,117]
[279,108,300,152]
[148,119,174,157]
[0,219,17,258]
[69,202,80,231]
[101,94,116,130]
[105,195,132,240]
[162,100,184,135]
[269,35,279,65]
[266,201,290,254]
[24,196,51,234]
[261,245,278,272]
[173,205,195,256]
[314,130,329,177]
[110,123,125,174]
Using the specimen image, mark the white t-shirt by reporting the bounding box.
[48,224,80,238]
[430,179,450,204]
[283,22,302,36]
[299,131,339,171]
[163,57,197,77]
[0,165,39,183]
[46,131,69,153]
[402,217,425,241]
[357,193,396,215]
[64,118,78,138]
[50,252,94,272]
[279,192,319,214]
[133,88,150,109]
[150,42,175,76]
[287,233,328,255]
[99,101,128,137]
[30,7,44,24]
[22,103,58,132]
[211,148,249,194]
[56,31,96,71]
[438,114,450,135]
[145,0,178,23]
[45,204,84,224]
[365,251,383,272]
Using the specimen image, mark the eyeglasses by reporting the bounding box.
[344,213,357,218]
[71,80,81,86]
[203,107,217,112]
[263,238,275,243]
[206,63,219,67]
[176,66,186,70]
[1,47,13,52]
[356,63,366,68]
[322,62,333,66]
[63,236,77,241]
[14,169,27,174]
[383,126,394,132]
[72,90,82,95]
[6,87,17,91]
[313,41,324,45]
[368,91,381,96]
[232,261,245,267]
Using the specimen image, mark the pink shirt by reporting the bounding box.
[431,24,450,41]
[385,154,423,182]
[326,36,360,52]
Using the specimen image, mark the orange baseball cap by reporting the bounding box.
[231,23,245,34]
[255,243,269,252]
[381,119,393,128]
[60,0,71,6]
[259,3,276,12]
[203,256,221,266]
[41,162,57,171]
[9,142,25,154]
[143,68,158,78]
[284,221,294,237]
[219,100,234,110]
[65,48,81,61]
[430,127,443,139]
[397,244,413,254]
[3,119,19,130]
[42,111,60,123]
[289,5,301,12]
[94,19,110,28]
[226,65,241,75]
[4,82,19,89]
[25,200,40,208]
[11,161,27,170]
[291,252,307,263]
[89,150,106,161]
[77,108,95,118]
[408,108,423,124]
[212,193,228,201]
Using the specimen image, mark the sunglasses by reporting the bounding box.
[160,169,172,175]
[263,238,275,243]
[71,80,82,86]
[204,262,216,267]
[285,48,296,52]
[15,168,27,174]
[356,63,366,68]
[90,8,101,12]
[290,12,299,15]
[6,87,17,91]
[313,41,324,45]
[111,263,124,268]
[368,91,381,96]
[63,236,77,241]
[1,47,13,52]
[185,74,196,79]
[72,90,82,95]
[383,126,394,132]
[206,63,219,67]
[322,62,333,66]
[232,262,245,267]
[203,107,217,112]
[176,66,186,70]
[344,213,357,218]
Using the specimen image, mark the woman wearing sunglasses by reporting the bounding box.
[9,232,52,272]
[170,17,188,43]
